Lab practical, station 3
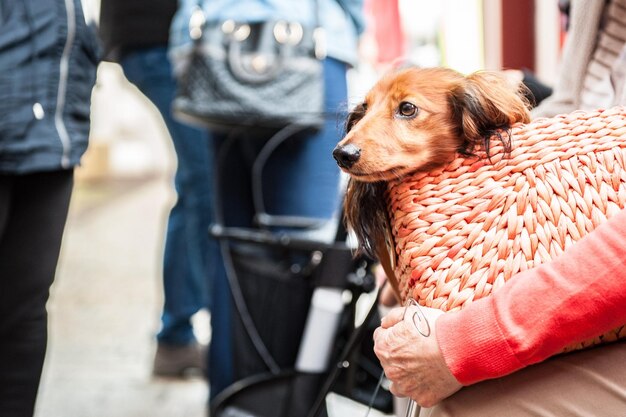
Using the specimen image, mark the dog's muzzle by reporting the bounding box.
[333,144,361,169]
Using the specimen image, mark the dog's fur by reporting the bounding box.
[334,67,531,259]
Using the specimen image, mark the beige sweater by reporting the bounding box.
[533,0,626,118]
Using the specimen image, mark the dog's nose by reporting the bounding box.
[333,144,361,169]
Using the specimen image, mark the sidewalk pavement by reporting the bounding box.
[34,175,208,417]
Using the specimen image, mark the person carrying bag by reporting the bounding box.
[168,0,365,402]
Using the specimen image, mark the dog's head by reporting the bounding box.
[337,67,531,258]
[333,67,531,182]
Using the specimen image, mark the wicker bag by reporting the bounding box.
[386,106,626,352]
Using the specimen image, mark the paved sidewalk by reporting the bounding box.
[34,176,208,417]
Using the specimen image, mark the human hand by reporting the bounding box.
[373,305,463,407]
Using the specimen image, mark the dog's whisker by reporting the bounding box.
[392,168,404,180]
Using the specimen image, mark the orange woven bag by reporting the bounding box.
[386,106,626,352]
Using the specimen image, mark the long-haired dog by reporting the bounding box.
[333,67,531,265]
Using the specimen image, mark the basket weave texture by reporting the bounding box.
[387,107,626,351]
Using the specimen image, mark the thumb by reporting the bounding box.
[380,306,406,328]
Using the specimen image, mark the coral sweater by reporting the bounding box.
[436,208,626,385]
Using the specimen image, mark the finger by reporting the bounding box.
[388,381,406,398]
[380,306,405,328]
[372,326,390,358]
[373,326,383,345]
[372,326,385,348]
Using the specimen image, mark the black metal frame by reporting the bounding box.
[208,125,390,417]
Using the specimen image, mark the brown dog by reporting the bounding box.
[333,67,531,289]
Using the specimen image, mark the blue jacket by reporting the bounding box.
[170,0,364,72]
[0,0,100,174]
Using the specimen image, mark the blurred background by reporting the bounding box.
[33,0,565,416]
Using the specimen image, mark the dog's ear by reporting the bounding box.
[345,102,367,133]
[451,71,531,155]
[344,179,389,259]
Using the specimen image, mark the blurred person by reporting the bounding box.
[361,0,406,73]
[98,0,216,377]
[532,0,626,117]
[169,0,365,400]
[0,1,99,416]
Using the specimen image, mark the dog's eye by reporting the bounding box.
[398,102,418,118]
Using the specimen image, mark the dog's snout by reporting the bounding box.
[333,144,361,169]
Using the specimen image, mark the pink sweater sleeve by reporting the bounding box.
[436,208,626,385]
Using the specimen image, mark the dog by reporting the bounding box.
[333,67,531,273]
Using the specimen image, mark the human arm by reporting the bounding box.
[438,206,626,385]
[374,207,626,405]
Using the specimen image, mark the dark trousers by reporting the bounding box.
[0,170,74,417]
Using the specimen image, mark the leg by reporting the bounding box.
[0,170,73,417]
[207,58,349,399]
[121,47,216,373]
[420,342,626,417]
[263,58,347,221]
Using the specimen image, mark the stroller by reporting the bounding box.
[207,123,393,417]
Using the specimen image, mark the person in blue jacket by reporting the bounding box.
[0,1,99,416]
[169,0,365,401]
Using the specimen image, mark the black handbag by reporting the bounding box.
[173,6,327,132]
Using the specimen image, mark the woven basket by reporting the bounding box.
[386,106,626,352]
